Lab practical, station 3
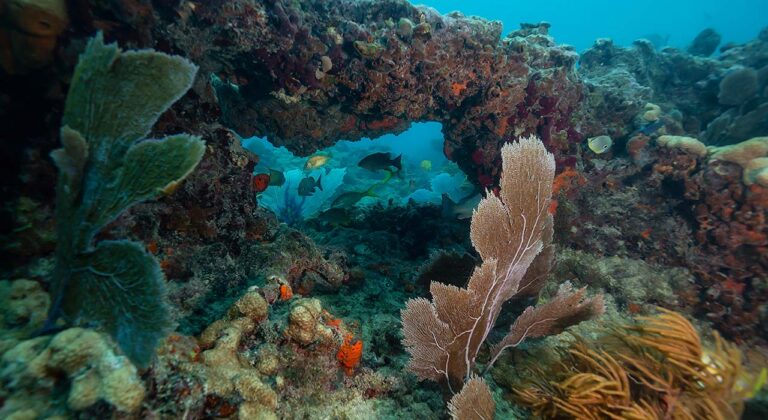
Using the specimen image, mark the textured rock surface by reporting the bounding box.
[578,31,768,145]
[559,134,767,340]
[1,0,582,333]
[191,2,583,185]
[0,327,145,417]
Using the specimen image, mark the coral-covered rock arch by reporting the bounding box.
[196,0,583,186]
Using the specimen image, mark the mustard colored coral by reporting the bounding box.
[0,279,50,353]
[709,136,768,186]
[513,309,762,419]
[285,298,334,346]
[641,102,661,122]
[181,288,278,416]
[0,327,145,417]
[657,135,708,158]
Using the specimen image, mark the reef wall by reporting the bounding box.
[175,0,583,186]
[578,30,768,144]
[1,0,583,332]
[1,0,767,343]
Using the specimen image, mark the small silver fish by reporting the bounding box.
[587,135,613,154]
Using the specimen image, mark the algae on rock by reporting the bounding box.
[47,33,204,367]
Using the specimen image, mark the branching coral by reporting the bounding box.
[514,309,761,420]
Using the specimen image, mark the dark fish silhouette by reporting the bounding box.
[441,193,481,220]
[331,189,374,208]
[358,152,402,173]
[639,119,664,136]
[298,175,323,196]
[313,207,352,226]
[267,168,285,186]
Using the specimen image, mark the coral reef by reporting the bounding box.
[513,310,760,419]
[578,29,768,145]
[1,328,145,417]
[553,248,691,313]
[688,28,721,57]
[47,33,204,366]
[556,127,767,340]
[719,66,759,106]
[709,136,768,186]
[656,135,708,158]
[1,0,767,417]
[0,278,49,351]
[682,159,768,338]
[192,289,278,417]
[197,2,582,184]
[285,298,335,346]
[401,137,603,414]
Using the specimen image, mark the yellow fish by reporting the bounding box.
[420,159,432,171]
[305,154,331,170]
[587,135,613,154]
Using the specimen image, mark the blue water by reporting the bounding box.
[423,0,767,52]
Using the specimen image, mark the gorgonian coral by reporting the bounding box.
[400,136,603,412]
[514,309,762,419]
[46,33,204,366]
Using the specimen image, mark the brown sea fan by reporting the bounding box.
[400,136,603,398]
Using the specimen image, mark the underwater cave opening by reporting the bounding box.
[242,122,479,228]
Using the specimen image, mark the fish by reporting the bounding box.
[358,152,402,173]
[587,135,613,154]
[331,187,376,208]
[441,193,481,220]
[267,168,285,186]
[305,154,331,170]
[313,207,352,226]
[252,173,271,192]
[638,119,665,136]
[420,159,432,171]
[298,175,323,196]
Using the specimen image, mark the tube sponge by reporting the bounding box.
[48,33,204,367]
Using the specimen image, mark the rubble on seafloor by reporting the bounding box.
[0,282,442,418]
